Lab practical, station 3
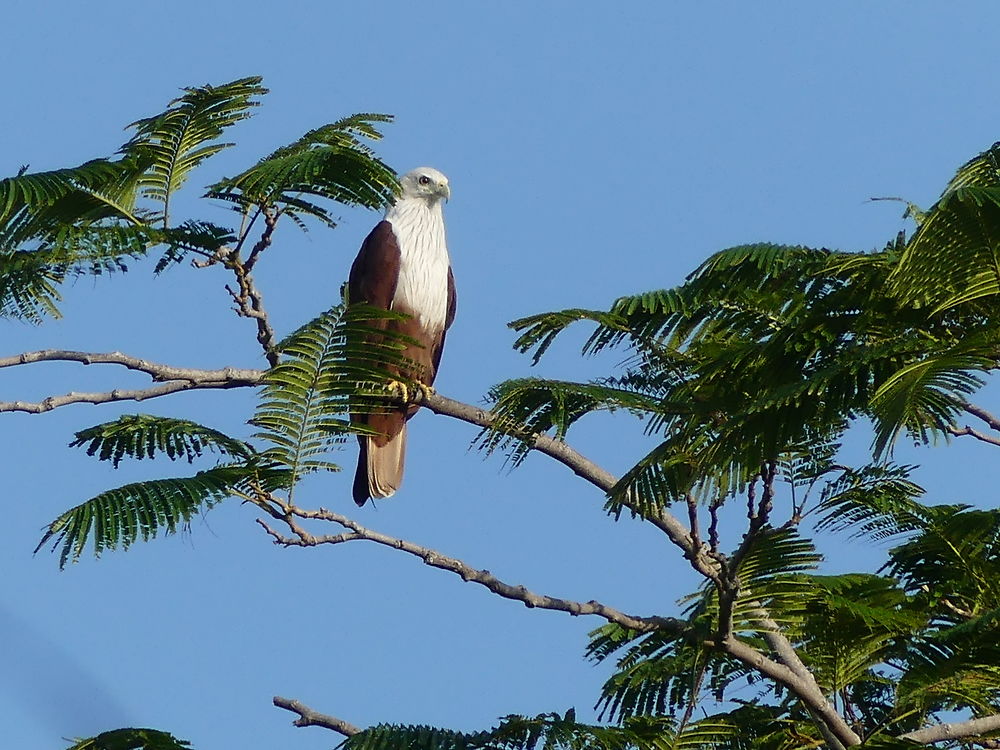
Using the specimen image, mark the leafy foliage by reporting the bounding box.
[39,303,413,564]
[122,76,266,224]
[65,728,192,750]
[252,303,413,497]
[462,140,1000,748]
[71,414,254,468]
[35,465,249,568]
[344,711,738,750]
[0,76,396,318]
[19,82,1000,750]
[207,113,398,229]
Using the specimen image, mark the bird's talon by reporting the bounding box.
[385,379,410,403]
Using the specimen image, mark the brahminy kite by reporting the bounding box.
[348,167,456,506]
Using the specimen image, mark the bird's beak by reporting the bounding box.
[440,182,451,202]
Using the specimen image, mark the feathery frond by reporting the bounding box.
[815,464,928,543]
[65,728,191,750]
[71,414,254,468]
[344,711,737,750]
[35,465,250,568]
[122,76,266,225]
[207,113,397,228]
[889,141,1000,311]
[252,303,413,498]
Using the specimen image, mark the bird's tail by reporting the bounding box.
[353,421,407,506]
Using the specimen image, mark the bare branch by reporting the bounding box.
[0,379,253,414]
[0,350,264,414]
[0,349,264,383]
[226,271,279,367]
[273,696,361,737]
[257,508,682,634]
[962,402,1000,432]
[244,208,277,272]
[903,713,1000,744]
[947,424,1000,448]
[420,392,706,564]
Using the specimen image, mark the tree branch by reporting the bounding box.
[962,402,1000,432]
[273,696,360,737]
[0,350,853,743]
[257,505,682,634]
[902,714,1000,744]
[0,350,265,414]
[420,392,709,568]
[0,379,254,414]
[947,424,1000,448]
[226,270,278,367]
[0,349,264,383]
[717,636,861,747]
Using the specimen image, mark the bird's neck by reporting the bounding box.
[386,196,443,225]
[386,198,448,261]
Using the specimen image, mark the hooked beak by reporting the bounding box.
[439,181,451,202]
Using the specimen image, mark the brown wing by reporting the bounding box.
[429,266,457,380]
[349,220,400,309]
[350,221,407,506]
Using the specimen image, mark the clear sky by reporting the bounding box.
[3,2,1000,748]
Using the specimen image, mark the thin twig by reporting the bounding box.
[256,508,682,634]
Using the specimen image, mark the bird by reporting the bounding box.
[348,167,456,506]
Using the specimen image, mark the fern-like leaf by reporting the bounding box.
[65,728,191,750]
[122,76,266,225]
[36,465,248,568]
[207,114,397,226]
[71,414,254,468]
[251,303,412,498]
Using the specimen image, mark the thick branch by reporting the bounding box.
[273,696,360,737]
[719,637,861,747]
[257,507,682,634]
[903,714,1000,745]
[962,402,1000,432]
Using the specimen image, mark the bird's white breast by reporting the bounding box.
[387,199,451,332]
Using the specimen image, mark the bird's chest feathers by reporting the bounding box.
[388,210,450,332]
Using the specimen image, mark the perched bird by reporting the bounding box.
[348,167,456,506]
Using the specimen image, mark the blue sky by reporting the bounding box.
[3,2,1000,748]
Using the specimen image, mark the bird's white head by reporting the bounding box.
[398,167,451,204]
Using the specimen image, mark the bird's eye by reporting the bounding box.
[418,175,431,185]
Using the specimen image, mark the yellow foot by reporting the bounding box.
[384,379,411,404]
[384,380,434,404]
